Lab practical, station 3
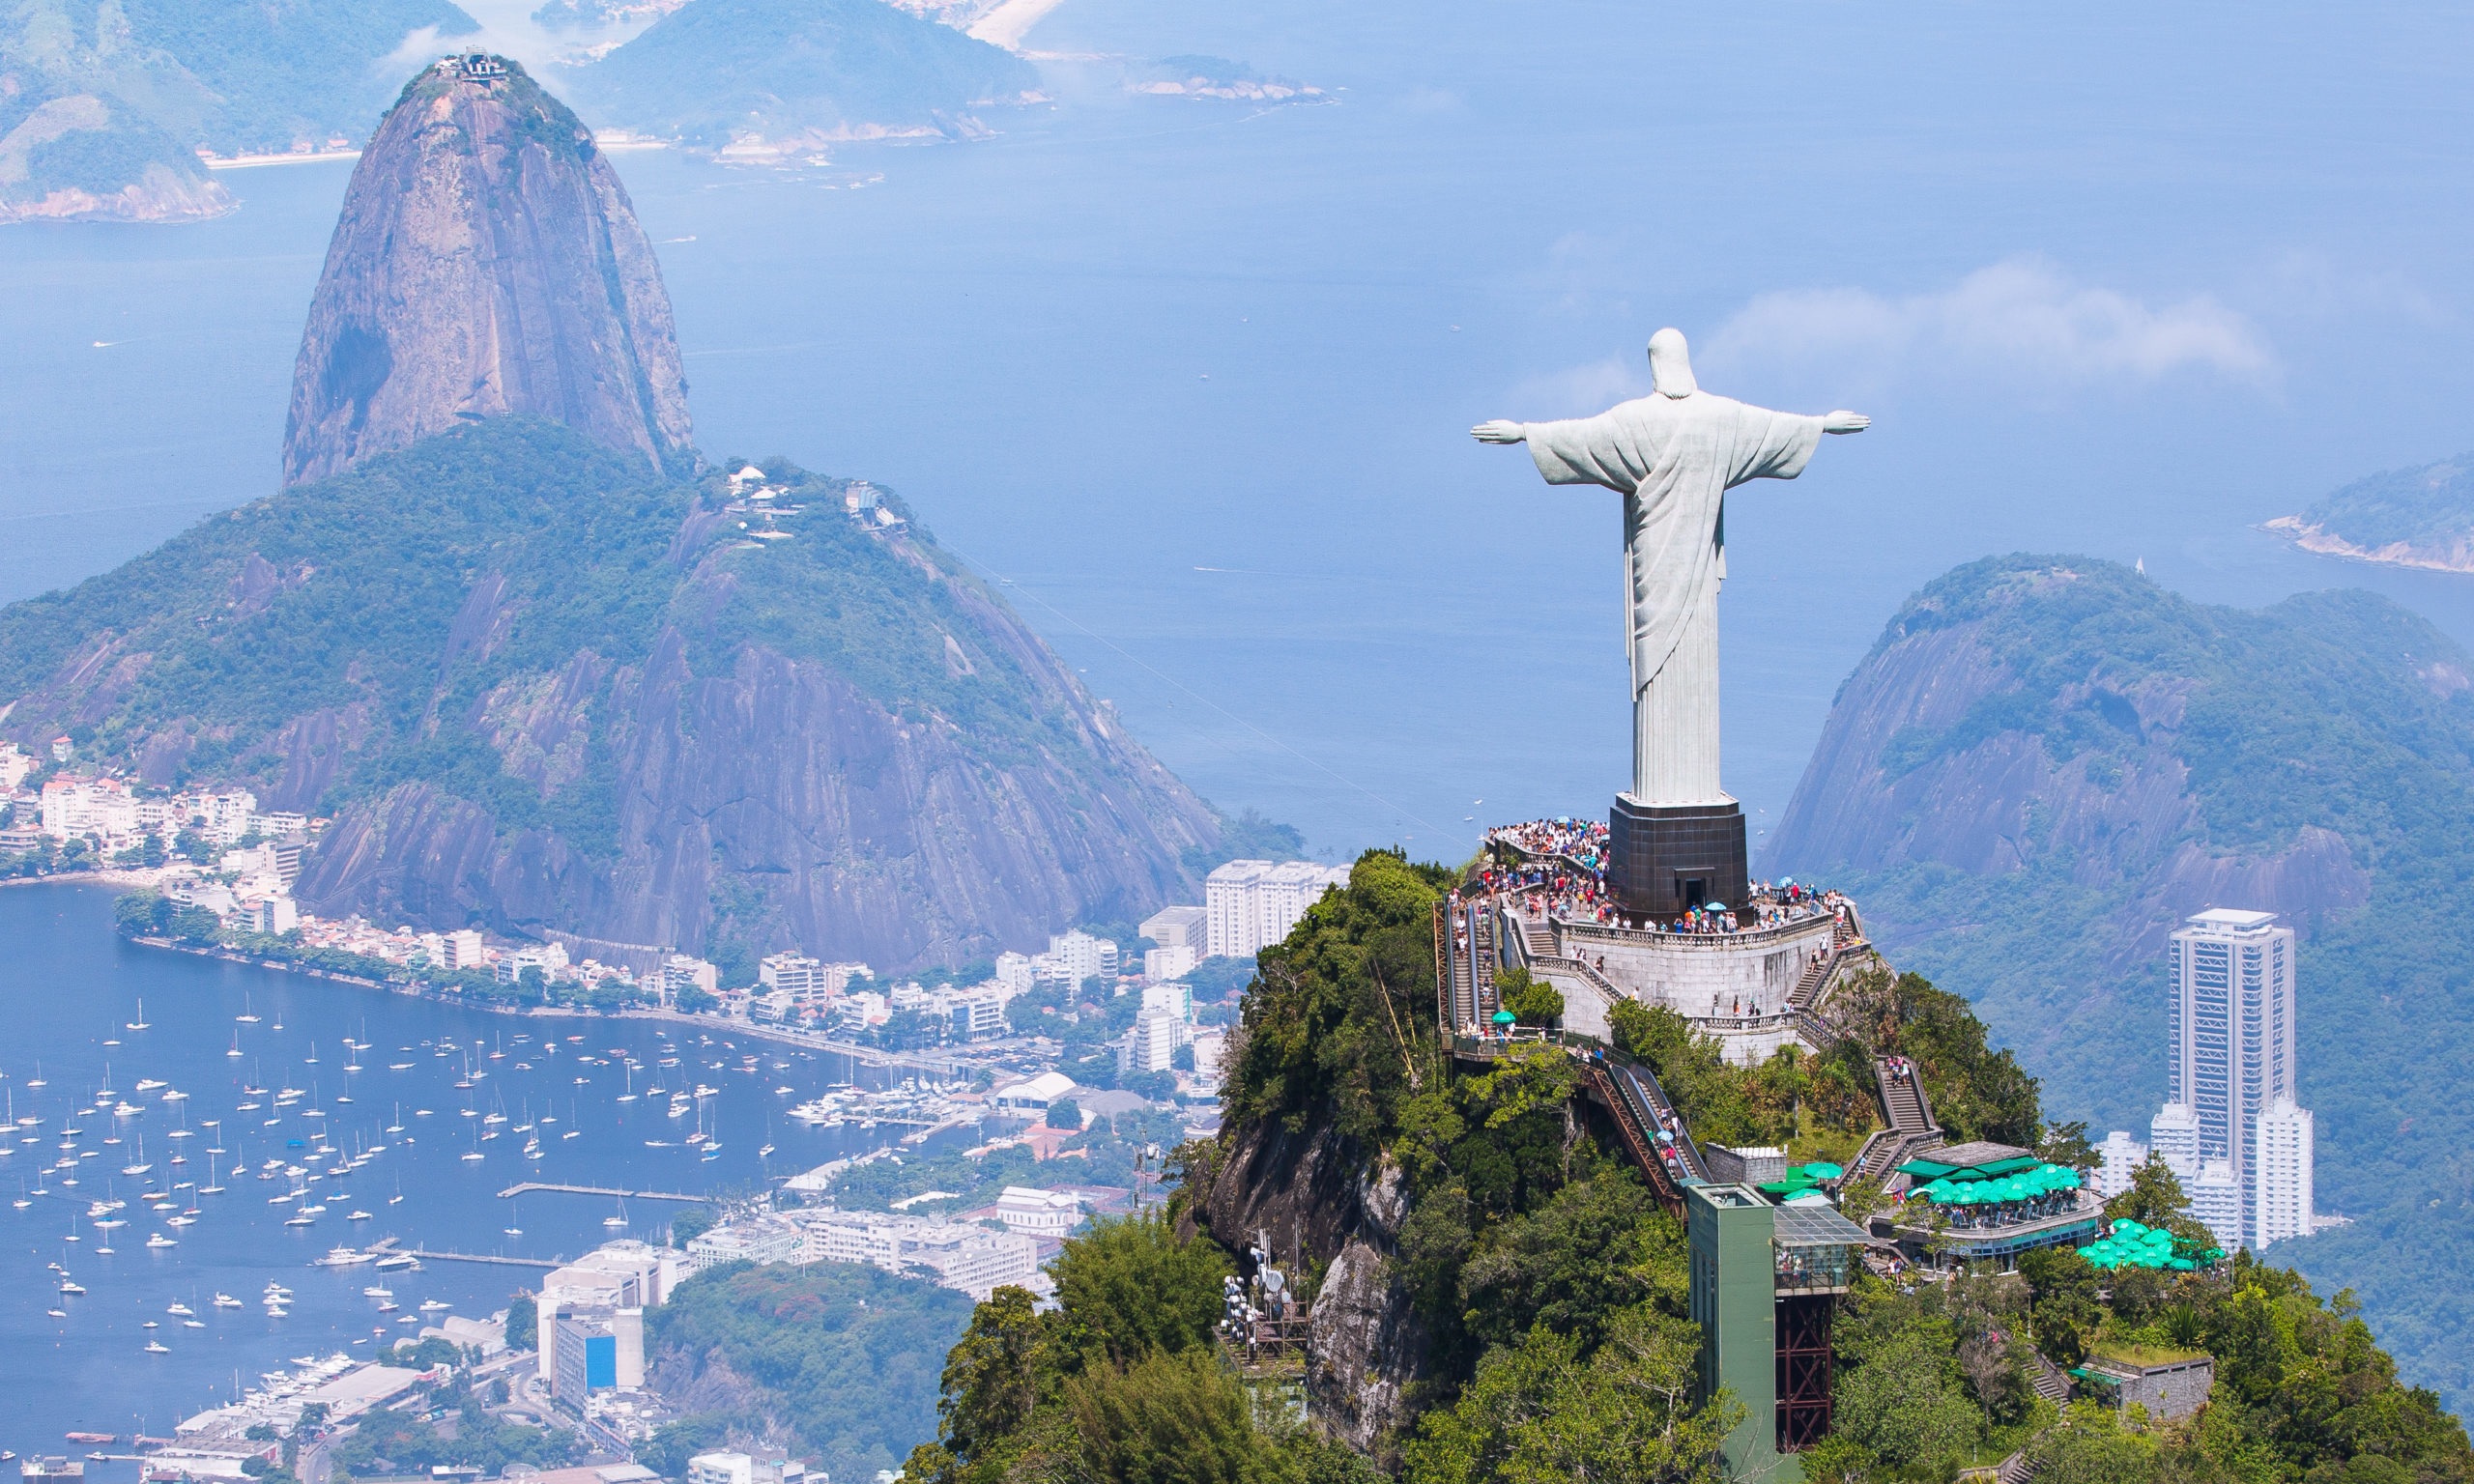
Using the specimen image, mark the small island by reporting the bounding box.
[2266,450,2474,574]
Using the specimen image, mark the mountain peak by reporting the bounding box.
[280,53,693,486]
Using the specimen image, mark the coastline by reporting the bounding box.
[2261,515,2474,576]
[0,866,165,890]
[117,927,978,1077]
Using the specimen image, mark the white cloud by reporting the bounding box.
[1702,257,2276,389]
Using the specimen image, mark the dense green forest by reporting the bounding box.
[2287,451,2474,554]
[1785,555,2474,1412]
[644,1260,976,1484]
[884,851,2468,1484]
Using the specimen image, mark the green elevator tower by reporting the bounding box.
[1687,1183,1796,1483]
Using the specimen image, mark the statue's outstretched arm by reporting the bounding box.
[1471,419,1527,444]
[1822,411,1869,434]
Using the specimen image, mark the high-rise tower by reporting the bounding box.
[2154,907,2306,1248]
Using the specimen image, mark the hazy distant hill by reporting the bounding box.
[576,0,1037,149]
[1767,553,2474,1409]
[2267,450,2474,574]
[0,0,476,222]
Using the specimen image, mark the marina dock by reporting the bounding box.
[495,1182,708,1202]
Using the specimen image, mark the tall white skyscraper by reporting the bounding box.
[2159,907,2304,1248]
[2253,1099,2316,1247]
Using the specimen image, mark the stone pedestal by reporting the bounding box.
[1607,794,1748,921]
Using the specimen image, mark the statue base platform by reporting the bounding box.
[1606,794,1749,921]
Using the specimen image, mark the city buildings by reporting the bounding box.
[1203,860,1351,957]
[2148,908,2313,1248]
[533,1240,681,1390]
[2253,1099,2316,1247]
[2094,1130,2148,1199]
[792,1209,1041,1299]
[688,1453,807,1484]
[968,1185,1085,1239]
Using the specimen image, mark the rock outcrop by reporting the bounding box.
[282,55,692,486]
[1190,1117,1430,1456]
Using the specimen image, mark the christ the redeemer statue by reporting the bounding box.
[1475,328,1867,810]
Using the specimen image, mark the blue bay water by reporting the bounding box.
[0,885,904,1459]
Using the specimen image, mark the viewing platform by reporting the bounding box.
[1448,816,1876,1065]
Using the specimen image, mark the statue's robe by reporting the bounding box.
[1521,391,1824,804]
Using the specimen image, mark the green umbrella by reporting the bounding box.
[1801,1162,1845,1180]
[1491,1010,1516,1025]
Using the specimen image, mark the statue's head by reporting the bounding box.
[1648,328,1697,398]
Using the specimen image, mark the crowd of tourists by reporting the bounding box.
[1488,816,1609,873]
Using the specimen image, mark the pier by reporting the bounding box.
[495,1182,708,1202]
[400,1247,559,1269]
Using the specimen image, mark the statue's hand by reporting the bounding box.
[1471,419,1527,444]
[1822,411,1870,434]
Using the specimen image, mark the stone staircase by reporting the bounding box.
[1847,1056,1943,1184]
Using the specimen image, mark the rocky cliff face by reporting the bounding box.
[1769,564,2371,959]
[1189,1117,1428,1456]
[282,56,692,486]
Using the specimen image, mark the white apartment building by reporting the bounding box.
[994,952,1034,995]
[688,1454,806,1484]
[1142,981,1194,1022]
[443,928,487,970]
[762,954,873,1000]
[1143,945,1198,983]
[2190,1159,2243,1248]
[684,1218,803,1273]
[2253,1099,2316,1248]
[761,953,823,994]
[1038,930,1115,987]
[1205,860,1350,957]
[2095,1130,2149,1200]
[1140,904,1207,954]
[1190,1030,1228,1092]
[532,1241,682,1385]
[792,1210,1040,1300]
[2156,908,2304,1248]
[1120,1007,1182,1074]
[2149,1101,2199,1184]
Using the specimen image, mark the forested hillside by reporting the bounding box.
[0,0,476,221]
[2268,451,2474,573]
[904,852,2469,1483]
[0,418,1221,971]
[1768,553,2474,1411]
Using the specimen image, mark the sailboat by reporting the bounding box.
[235,994,260,1025]
[226,1032,242,1060]
[121,1135,150,1178]
[126,1001,150,1033]
[503,1196,523,1237]
[603,1199,628,1229]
